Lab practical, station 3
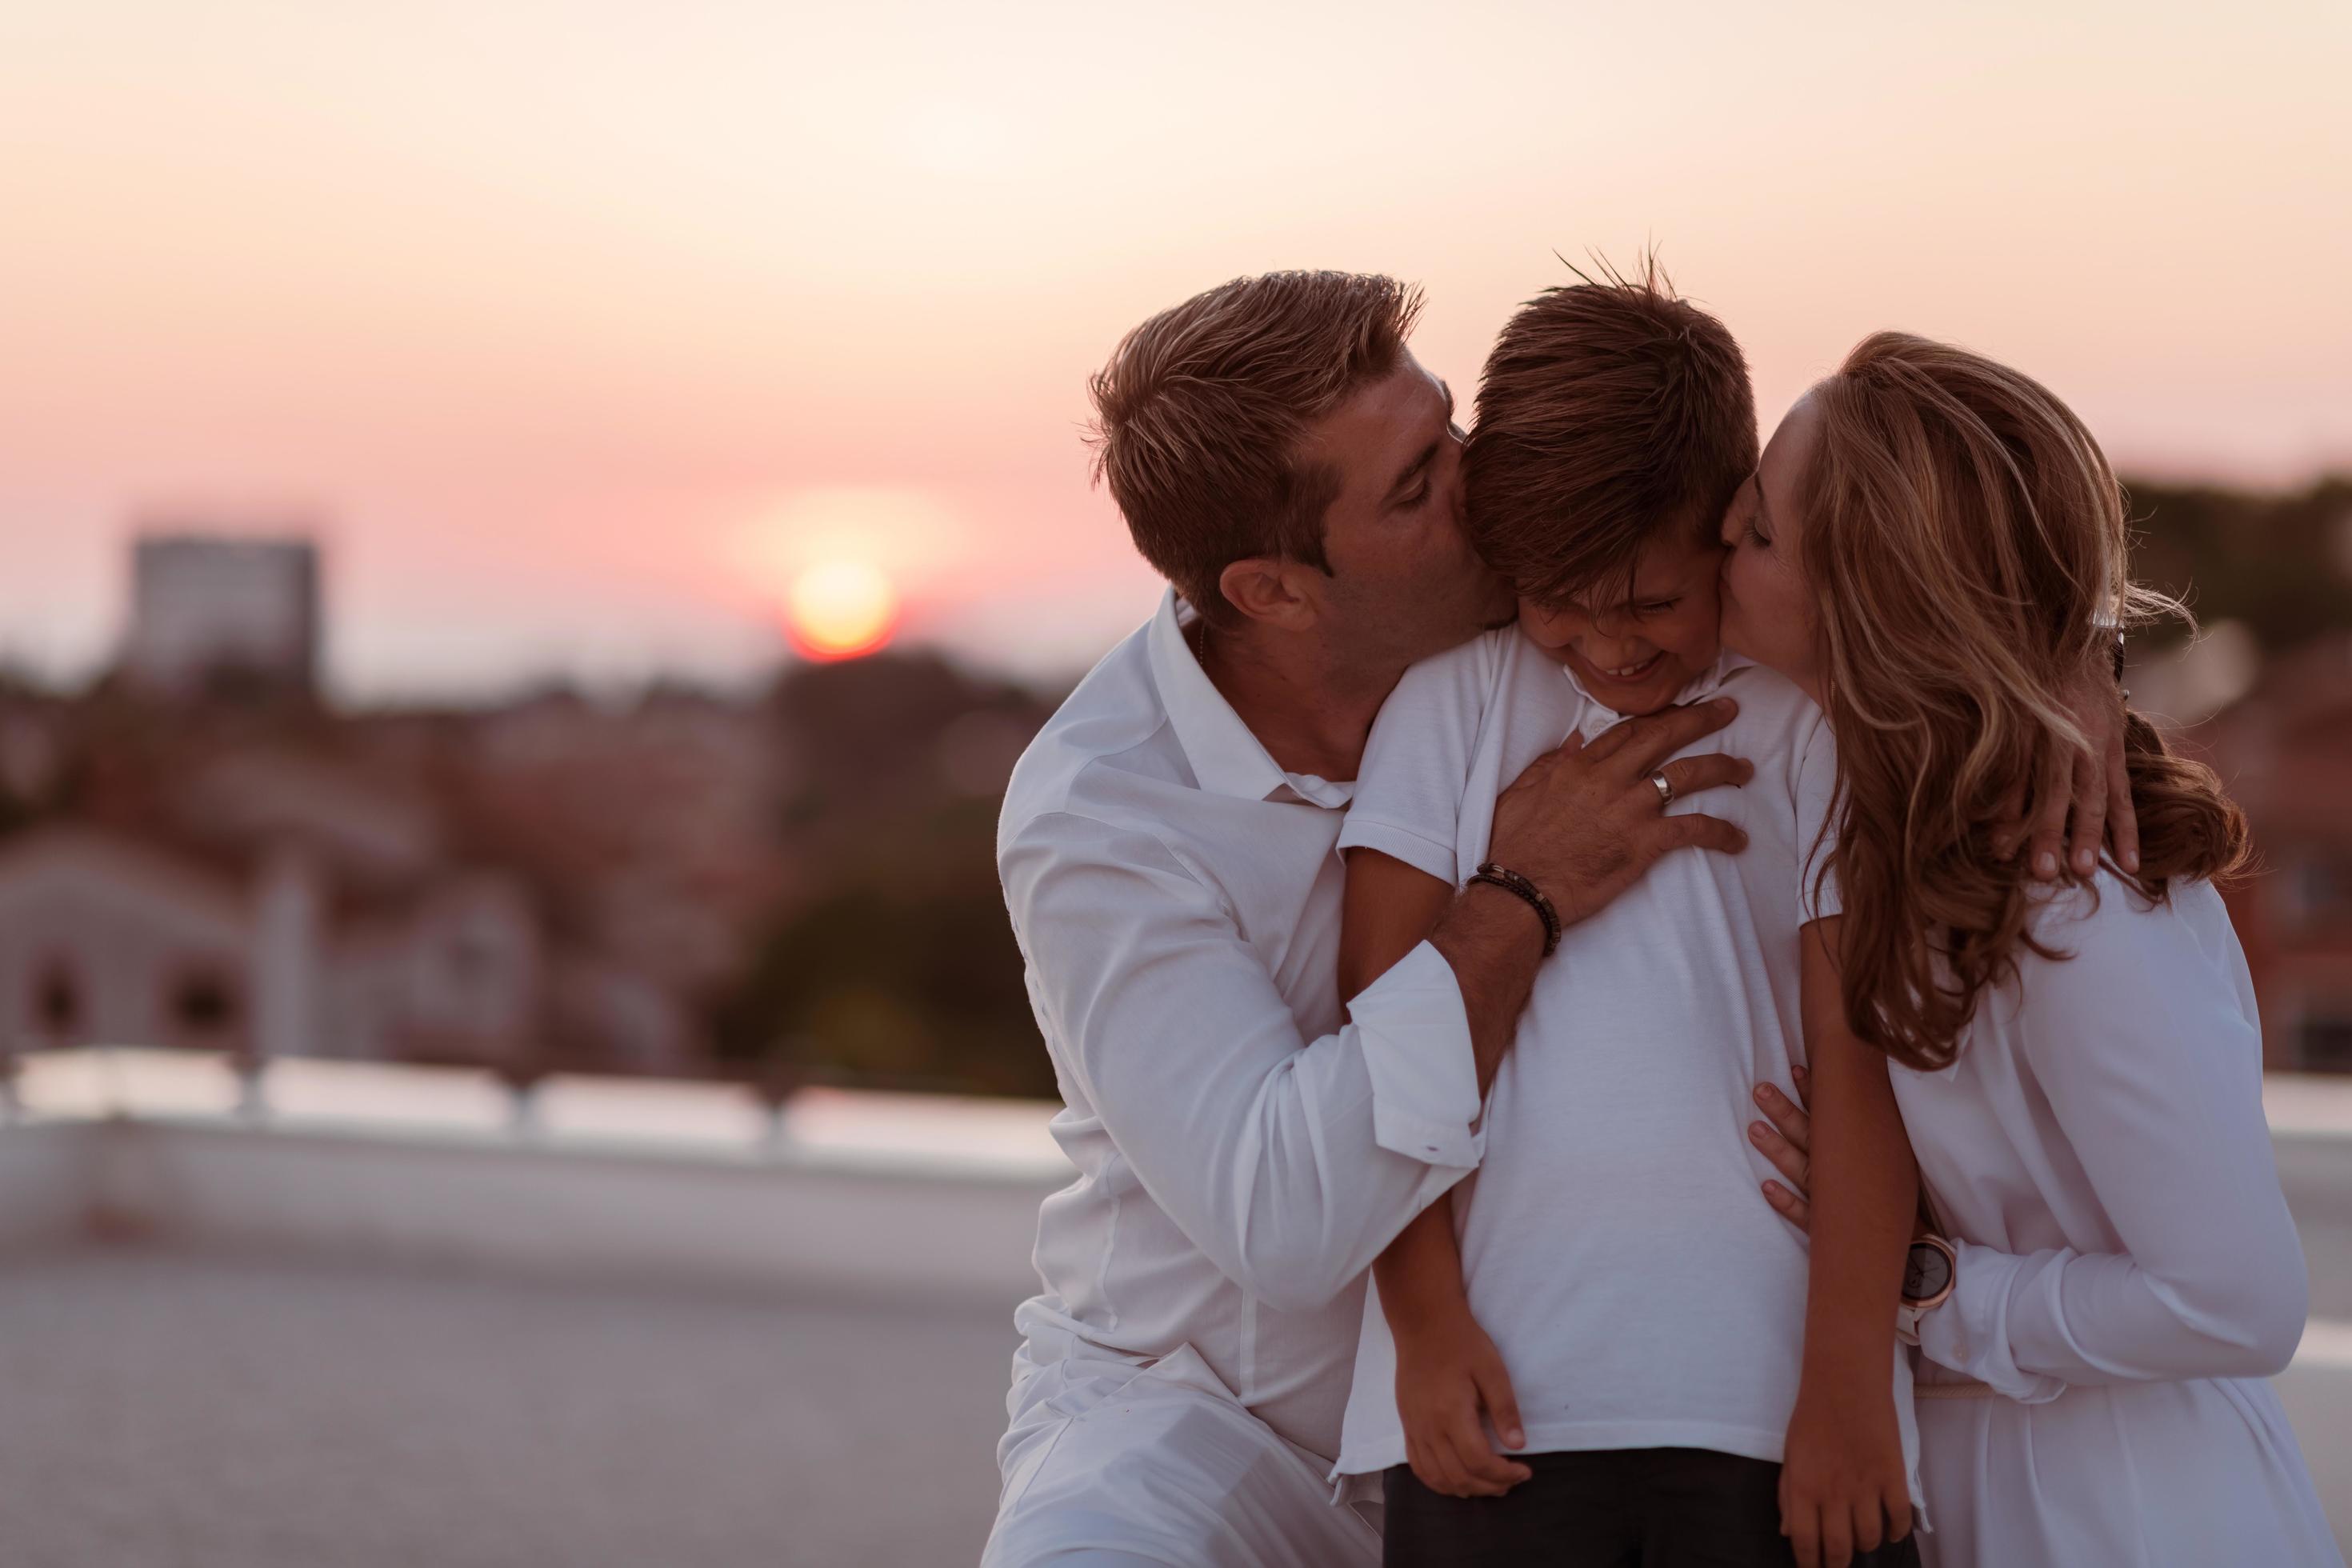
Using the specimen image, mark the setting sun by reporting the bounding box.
[787,559,900,660]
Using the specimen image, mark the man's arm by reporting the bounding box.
[1427,892,1546,1095]
[1776,916,1918,1568]
[1003,813,1506,1314]
[1342,845,1540,1097]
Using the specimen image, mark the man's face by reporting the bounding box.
[1302,352,1516,668]
[1718,390,1825,699]
[1516,530,1725,717]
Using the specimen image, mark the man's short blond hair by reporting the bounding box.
[1086,271,1424,622]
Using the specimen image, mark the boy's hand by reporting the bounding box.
[1756,1060,1916,1565]
[1394,1309,1531,1498]
[1780,1378,1914,1568]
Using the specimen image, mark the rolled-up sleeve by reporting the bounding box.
[1004,811,1484,1316]
[1352,940,1486,1170]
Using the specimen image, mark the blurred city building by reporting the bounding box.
[122,531,321,699]
[0,530,1054,1091]
[0,746,694,1074]
[2203,634,2352,1074]
[0,479,2343,1091]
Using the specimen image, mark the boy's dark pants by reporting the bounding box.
[1383,1448,1922,1567]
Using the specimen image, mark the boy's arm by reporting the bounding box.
[1371,1195,1529,1497]
[1338,846,1458,1005]
[1344,848,1530,1497]
[1778,915,1918,1568]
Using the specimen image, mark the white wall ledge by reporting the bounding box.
[12,1047,1071,1180]
[4,1048,1071,1304]
[9,1050,2347,1311]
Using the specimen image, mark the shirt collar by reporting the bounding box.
[1559,648,1754,743]
[1146,588,1355,808]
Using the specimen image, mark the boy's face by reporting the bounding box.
[1515,528,1725,716]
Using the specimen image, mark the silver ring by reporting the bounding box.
[1649,770,1674,808]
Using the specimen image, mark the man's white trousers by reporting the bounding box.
[981,1344,1381,1567]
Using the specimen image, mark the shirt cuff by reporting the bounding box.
[1333,814,1458,886]
[1911,1239,2069,1404]
[1349,939,1485,1170]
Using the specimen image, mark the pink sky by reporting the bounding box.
[2,2,2347,700]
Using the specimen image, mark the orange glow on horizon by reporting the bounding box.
[0,3,2343,695]
[786,558,900,662]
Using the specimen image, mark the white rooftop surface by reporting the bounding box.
[2,1050,2348,1565]
[0,1244,1016,1568]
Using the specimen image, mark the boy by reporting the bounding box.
[1328,263,1922,1566]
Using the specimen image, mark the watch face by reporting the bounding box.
[1904,1242,1954,1302]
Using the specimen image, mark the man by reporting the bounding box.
[982,271,1754,1566]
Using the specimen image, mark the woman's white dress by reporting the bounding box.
[1884,873,2339,1566]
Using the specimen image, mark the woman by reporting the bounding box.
[1720,332,2338,1566]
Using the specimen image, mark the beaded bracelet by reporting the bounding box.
[1468,862,1562,958]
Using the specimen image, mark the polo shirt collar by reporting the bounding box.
[1560,648,1753,743]
[1147,589,1354,808]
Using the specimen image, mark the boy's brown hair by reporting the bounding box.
[1465,257,1755,606]
[1086,271,1424,623]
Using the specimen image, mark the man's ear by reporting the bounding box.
[1218,557,1320,633]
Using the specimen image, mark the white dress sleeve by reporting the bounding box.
[1911,885,2310,1397]
[1335,633,1502,884]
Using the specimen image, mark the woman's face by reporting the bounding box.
[1719,390,1826,702]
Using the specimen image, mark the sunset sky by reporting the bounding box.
[2,2,2346,700]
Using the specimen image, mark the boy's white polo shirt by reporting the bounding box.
[1330,626,1918,1486]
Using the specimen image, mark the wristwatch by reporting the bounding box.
[1902,1234,1957,1311]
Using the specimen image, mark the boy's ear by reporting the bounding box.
[1218,558,1318,633]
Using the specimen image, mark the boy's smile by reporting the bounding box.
[1515,530,1726,717]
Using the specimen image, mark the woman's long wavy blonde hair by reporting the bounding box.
[1801,332,2247,1071]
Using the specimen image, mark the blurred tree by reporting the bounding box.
[709,794,1057,1098]
[708,653,1062,1098]
[2126,476,2352,649]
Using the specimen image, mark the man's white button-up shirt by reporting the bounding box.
[995,590,1487,1461]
